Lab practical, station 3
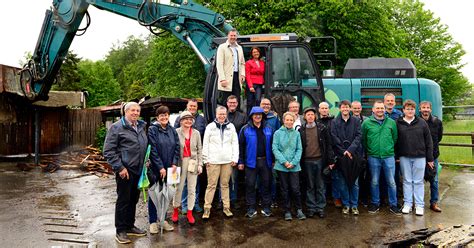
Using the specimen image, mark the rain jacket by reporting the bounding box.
[148,122,180,176]
[239,119,273,169]
[265,111,281,132]
[202,119,239,164]
[272,126,303,172]
[362,115,398,158]
[103,117,148,175]
[216,40,245,92]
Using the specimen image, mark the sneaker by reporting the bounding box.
[334,199,342,208]
[194,204,203,213]
[149,223,158,234]
[307,210,316,218]
[430,203,442,212]
[159,220,175,231]
[317,211,326,218]
[261,208,272,217]
[415,206,424,216]
[296,209,306,220]
[246,209,257,218]
[368,205,380,214]
[223,208,234,217]
[284,212,292,221]
[342,206,350,215]
[115,232,131,244]
[271,202,278,209]
[202,208,211,220]
[172,208,179,223]
[351,207,359,215]
[402,205,412,214]
[126,226,146,237]
[390,206,402,216]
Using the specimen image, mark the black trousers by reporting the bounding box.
[220,72,241,106]
[245,158,272,210]
[278,171,302,212]
[115,171,140,233]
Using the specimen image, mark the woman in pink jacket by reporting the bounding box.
[245,47,265,114]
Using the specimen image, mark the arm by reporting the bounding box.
[238,46,246,78]
[195,130,203,166]
[290,133,303,165]
[330,121,345,156]
[347,120,362,155]
[172,129,181,165]
[438,120,444,143]
[272,131,287,165]
[238,126,247,164]
[424,123,434,162]
[362,121,368,150]
[202,125,211,164]
[323,128,337,165]
[103,124,125,173]
[245,61,253,89]
[231,125,240,163]
[216,45,227,82]
[148,127,165,171]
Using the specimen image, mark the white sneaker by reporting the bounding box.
[402,205,411,214]
[149,222,158,234]
[415,206,424,216]
[159,220,175,231]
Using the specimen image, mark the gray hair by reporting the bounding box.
[216,106,227,113]
[319,101,329,108]
[384,93,396,100]
[123,102,140,114]
[351,100,361,105]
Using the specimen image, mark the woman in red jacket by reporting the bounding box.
[245,47,265,114]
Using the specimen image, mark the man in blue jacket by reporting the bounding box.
[104,102,147,244]
[238,107,274,218]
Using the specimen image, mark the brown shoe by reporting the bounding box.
[430,203,442,212]
[334,199,342,208]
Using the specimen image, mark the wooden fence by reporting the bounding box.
[439,132,474,157]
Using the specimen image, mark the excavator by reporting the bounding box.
[11,0,442,121]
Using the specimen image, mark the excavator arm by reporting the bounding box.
[20,0,231,101]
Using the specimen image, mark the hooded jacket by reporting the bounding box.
[202,119,239,164]
[148,122,180,176]
[103,117,148,175]
[396,116,434,162]
[273,125,303,172]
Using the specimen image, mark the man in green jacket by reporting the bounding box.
[361,100,401,215]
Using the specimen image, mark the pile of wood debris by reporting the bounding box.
[17,146,113,177]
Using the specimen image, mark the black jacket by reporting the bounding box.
[330,114,363,158]
[148,122,180,176]
[421,114,443,159]
[319,116,334,130]
[228,110,247,134]
[396,116,434,162]
[299,121,336,166]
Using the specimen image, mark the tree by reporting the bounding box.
[52,51,82,91]
[78,60,122,107]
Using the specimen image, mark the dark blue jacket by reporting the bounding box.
[385,108,403,120]
[238,121,273,168]
[265,111,281,132]
[148,122,180,176]
[330,114,363,157]
[103,117,148,175]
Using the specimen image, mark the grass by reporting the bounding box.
[439,120,474,165]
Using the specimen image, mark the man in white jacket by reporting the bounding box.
[202,106,239,219]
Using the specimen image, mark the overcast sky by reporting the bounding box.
[0,1,472,84]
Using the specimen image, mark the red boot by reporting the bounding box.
[187,210,195,225]
[172,208,179,223]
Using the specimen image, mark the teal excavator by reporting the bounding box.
[15,0,442,121]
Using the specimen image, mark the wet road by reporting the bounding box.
[1,162,473,247]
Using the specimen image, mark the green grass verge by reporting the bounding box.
[439,120,474,165]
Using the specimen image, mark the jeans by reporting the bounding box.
[246,84,263,115]
[429,159,440,204]
[336,169,359,208]
[368,156,398,207]
[116,172,140,232]
[278,171,302,212]
[400,156,426,208]
[331,169,342,200]
[245,158,272,210]
[303,159,326,211]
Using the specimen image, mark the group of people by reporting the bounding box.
[104,91,443,244]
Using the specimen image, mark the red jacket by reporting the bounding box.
[245,59,265,88]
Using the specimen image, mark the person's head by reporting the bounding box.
[303,107,317,124]
[227,28,238,45]
[186,99,198,115]
[124,102,140,123]
[250,47,261,60]
[179,110,194,129]
[260,98,272,113]
[339,100,351,117]
[288,100,300,115]
[419,101,432,117]
[226,95,239,112]
[155,105,170,127]
[249,106,265,126]
[215,106,227,124]
[384,93,396,112]
[282,112,296,129]
[372,100,386,119]
[402,99,417,119]
[351,101,362,117]
[318,102,330,117]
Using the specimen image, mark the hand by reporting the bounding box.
[145,160,150,168]
[238,164,244,170]
[231,161,236,166]
[329,164,335,170]
[160,168,166,179]
[171,164,177,173]
[197,165,203,175]
[240,75,245,83]
[343,151,353,160]
[220,80,228,87]
[249,87,255,93]
[206,162,210,167]
[427,161,434,169]
[119,168,129,180]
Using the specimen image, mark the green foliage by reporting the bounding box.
[95,123,107,152]
[52,51,82,91]
[439,120,474,165]
[78,60,122,107]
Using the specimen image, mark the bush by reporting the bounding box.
[95,123,107,153]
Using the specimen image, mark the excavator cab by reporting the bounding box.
[204,33,325,122]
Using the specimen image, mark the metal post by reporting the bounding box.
[34,109,40,165]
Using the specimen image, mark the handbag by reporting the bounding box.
[187,158,198,173]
